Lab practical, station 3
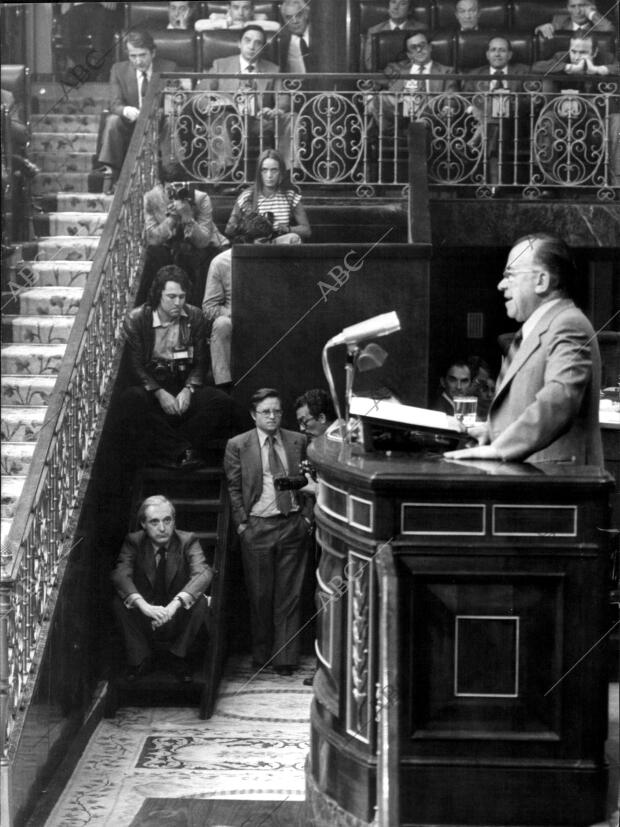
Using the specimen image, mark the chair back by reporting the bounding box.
[151,29,199,70]
[456,31,533,70]
[205,2,280,20]
[535,31,616,61]
[511,1,568,31]
[434,0,510,30]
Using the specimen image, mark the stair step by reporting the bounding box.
[23,236,100,261]
[173,498,223,510]
[33,81,109,111]
[19,286,83,316]
[5,315,75,344]
[31,133,98,154]
[1,344,66,376]
[1,477,26,519]
[56,193,113,212]
[35,211,107,237]
[33,113,100,133]
[1,519,12,548]
[1,407,47,443]
[32,171,100,195]
[142,466,224,480]
[1,375,57,406]
[1,443,36,476]
[30,150,95,173]
[13,260,92,288]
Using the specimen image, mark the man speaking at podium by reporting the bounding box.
[446,233,603,466]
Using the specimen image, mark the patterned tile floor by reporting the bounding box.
[39,663,619,827]
[42,655,315,826]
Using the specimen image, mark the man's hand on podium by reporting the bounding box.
[444,444,502,460]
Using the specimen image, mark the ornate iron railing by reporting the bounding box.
[163,72,619,200]
[0,78,160,792]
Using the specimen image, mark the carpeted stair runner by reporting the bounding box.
[1,81,112,549]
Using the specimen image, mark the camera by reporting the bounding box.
[166,184,192,202]
[274,475,308,491]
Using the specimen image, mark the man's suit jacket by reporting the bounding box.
[363,18,428,71]
[201,55,281,91]
[108,57,178,115]
[548,12,614,33]
[488,298,603,466]
[462,63,530,94]
[144,183,228,248]
[111,529,212,605]
[385,59,458,94]
[224,428,310,526]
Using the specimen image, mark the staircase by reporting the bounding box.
[1,81,111,547]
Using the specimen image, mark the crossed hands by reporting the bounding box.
[156,387,192,415]
[141,599,181,629]
[565,57,607,75]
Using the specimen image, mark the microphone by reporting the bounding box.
[329,311,401,347]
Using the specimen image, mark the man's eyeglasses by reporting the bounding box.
[501,268,540,283]
[408,42,429,50]
[256,409,282,418]
[297,415,316,430]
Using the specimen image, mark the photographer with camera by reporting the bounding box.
[224,387,314,676]
[120,266,234,470]
[202,149,310,390]
[142,180,228,306]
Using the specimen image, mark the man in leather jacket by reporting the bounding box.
[121,265,234,469]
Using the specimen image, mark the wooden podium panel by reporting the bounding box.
[230,243,431,423]
[306,441,615,827]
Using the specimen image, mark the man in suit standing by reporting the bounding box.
[224,388,313,675]
[196,25,283,171]
[111,495,212,681]
[462,36,530,187]
[97,29,177,191]
[445,234,603,466]
[534,0,614,39]
[371,30,457,130]
[363,0,428,71]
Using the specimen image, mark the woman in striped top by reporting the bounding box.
[225,148,311,244]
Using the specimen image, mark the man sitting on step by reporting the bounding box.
[121,265,234,470]
[97,29,177,192]
[111,495,212,682]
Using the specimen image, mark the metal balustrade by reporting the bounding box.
[163,72,619,199]
[0,78,160,801]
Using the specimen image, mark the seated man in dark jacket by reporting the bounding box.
[121,265,233,469]
[111,495,212,681]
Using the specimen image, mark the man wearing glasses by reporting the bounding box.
[446,233,602,466]
[224,388,313,675]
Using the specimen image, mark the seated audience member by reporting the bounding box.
[195,1,279,31]
[295,389,337,440]
[462,37,530,187]
[143,179,228,304]
[97,30,177,192]
[195,25,283,172]
[534,0,614,39]
[370,30,457,130]
[467,356,496,419]
[121,265,234,469]
[58,1,122,81]
[449,0,484,32]
[111,495,212,682]
[202,149,310,389]
[532,34,619,186]
[165,1,197,29]
[280,0,313,72]
[224,388,313,675]
[363,0,428,71]
[432,359,473,415]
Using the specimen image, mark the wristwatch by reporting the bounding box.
[185,384,195,394]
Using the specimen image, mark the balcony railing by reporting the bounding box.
[162,72,619,199]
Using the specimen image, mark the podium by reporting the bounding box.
[305,439,615,826]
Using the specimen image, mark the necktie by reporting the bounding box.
[497,329,522,389]
[247,63,255,72]
[493,69,506,90]
[153,547,167,605]
[267,435,290,515]
[140,71,148,102]
[299,37,309,59]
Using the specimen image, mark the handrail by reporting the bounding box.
[162,71,619,198]
[0,74,162,769]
